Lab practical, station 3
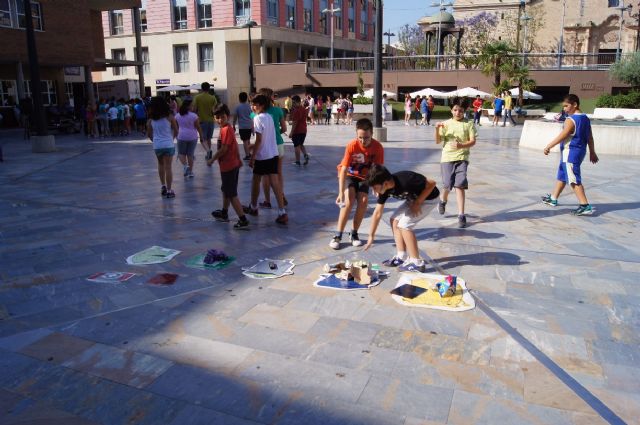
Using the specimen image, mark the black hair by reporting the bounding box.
[239,92,248,102]
[213,103,230,117]
[563,94,580,107]
[201,82,210,91]
[257,88,274,106]
[366,164,393,187]
[450,96,469,110]
[291,95,301,103]
[179,99,192,116]
[355,118,373,132]
[251,94,270,110]
[148,96,171,120]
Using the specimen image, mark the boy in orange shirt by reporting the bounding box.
[207,104,249,229]
[329,118,384,249]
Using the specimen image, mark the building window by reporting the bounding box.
[0,0,12,28]
[286,0,295,29]
[110,9,124,35]
[334,1,342,31]
[0,80,17,105]
[139,0,147,32]
[17,0,43,31]
[235,0,250,25]
[197,0,212,28]
[320,0,328,34]
[174,45,189,73]
[198,43,213,72]
[134,47,150,74]
[24,80,57,106]
[112,49,126,76]
[266,0,277,25]
[173,0,187,30]
[64,82,73,102]
[348,0,355,33]
[360,0,367,38]
[303,0,312,31]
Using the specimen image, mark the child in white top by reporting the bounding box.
[147,97,178,198]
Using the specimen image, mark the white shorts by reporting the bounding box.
[389,198,438,230]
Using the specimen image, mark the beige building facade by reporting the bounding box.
[453,0,638,56]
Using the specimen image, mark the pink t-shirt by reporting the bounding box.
[175,112,199,141]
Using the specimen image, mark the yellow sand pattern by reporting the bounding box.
[402,277,468,307]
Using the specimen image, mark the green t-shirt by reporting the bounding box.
[267,106,285,146]
[439,118,477,162]
[193,92,217,123]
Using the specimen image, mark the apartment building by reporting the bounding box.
[97,0,376,104]
[0,0,139,125]
[453,0,638,56]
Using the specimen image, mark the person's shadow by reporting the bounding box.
[426,251,527,271]
[421,227,504,241]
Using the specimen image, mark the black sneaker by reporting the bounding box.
[438,201,446,215]
[211,209,229,222]
[161,185,167,196]
[242,205,259,216]
[350,231,363,247]
[206,150,213,160]
[233,218,250,229]
[165,190,175,199]
[458,214,467,228]
[303,154,310,165]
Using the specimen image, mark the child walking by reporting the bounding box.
[363,164,440,273]
[243,95,288,225]
[435,97,477,228]
[175,99,203,178]
[147,97,178,198]
[208,104,250,229]
[233,91,254,160]
[541,94,599,215]
[329,118,384,249]
[289,95,310,166]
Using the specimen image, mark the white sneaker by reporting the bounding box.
[329,236,341,250]
[350,232,363,247]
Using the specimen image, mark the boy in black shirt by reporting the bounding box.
[363,164,440,272]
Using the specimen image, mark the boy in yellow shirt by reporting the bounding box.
[435,98,477,228]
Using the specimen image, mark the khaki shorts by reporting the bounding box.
[389,198,438,230]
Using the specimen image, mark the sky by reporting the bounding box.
[383,0,444,44]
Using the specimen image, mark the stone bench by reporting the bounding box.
[480,108,546,124]
[593,108,640,120]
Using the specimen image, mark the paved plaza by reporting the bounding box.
[0,121,638,425]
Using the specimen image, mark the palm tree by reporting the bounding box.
[478,41,515,90]
[507,64,537,107]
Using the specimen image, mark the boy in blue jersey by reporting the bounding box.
[541,94,599,216]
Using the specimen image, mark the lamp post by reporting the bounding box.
[383,29,395,55]
[521,13,531,66]
[241,20,257,94]
[557,0,566,69]
[516,0,525,53]
[322,3,341,71]
[431,1,453,69]
[615,1,632,61]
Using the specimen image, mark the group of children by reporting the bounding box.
[147,90,598,267]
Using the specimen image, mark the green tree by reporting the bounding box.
[506,64,537,107]
[609,52,640,90]
[397,24,426,55]
[478,41,515,91]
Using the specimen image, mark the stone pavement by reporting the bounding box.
[0,121,638,425]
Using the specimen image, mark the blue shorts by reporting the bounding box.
[201,121,214,141]
[154,147,175,157]
[557,161,582,185]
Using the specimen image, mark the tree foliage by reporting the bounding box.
[506,64,537,106]
[609,52,640,89]
[478,41,516,90]
[397,24,426,56]
[458,12,499,55]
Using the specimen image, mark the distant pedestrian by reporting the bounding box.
[175,99,202,178]
[147,96,178,199]
[192,82,217,159]
[472,95,483,126]
[404,93,412,126]
[501,91,517,126]
[233,91,253,160]
[381,94,389,124]
[492,93,504,127]
[289,95,310,166]
[426,95,435,126]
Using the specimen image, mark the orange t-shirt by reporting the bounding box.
[337,138,384,180]
[473,98,483,113]
[217,124,242,172]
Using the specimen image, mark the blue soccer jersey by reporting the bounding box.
[561,113,590,164]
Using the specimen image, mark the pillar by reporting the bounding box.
[132,6,145,98]
[297,44,302,61]
[16,62,25,100]
[84,65,95,106]
[260,40,267,64]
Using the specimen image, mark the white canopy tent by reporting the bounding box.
[156,85,188,92]
[442,87,492,98]
[409,88,447,99]
[354,89,397,100]
[509,87,543,100]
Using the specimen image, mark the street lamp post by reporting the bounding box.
[615,1,632,61]
[557,0,566,69]
[383,29,395,55]
[322,3,341,71]
[516,0,525,53]
[521,14,531,66]
[431,1,453,69]
[241,20,257,94]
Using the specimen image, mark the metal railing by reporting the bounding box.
[307,53,633,73]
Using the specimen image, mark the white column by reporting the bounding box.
[260,40,267,64]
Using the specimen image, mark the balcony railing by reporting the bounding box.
[307,53,633,73]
